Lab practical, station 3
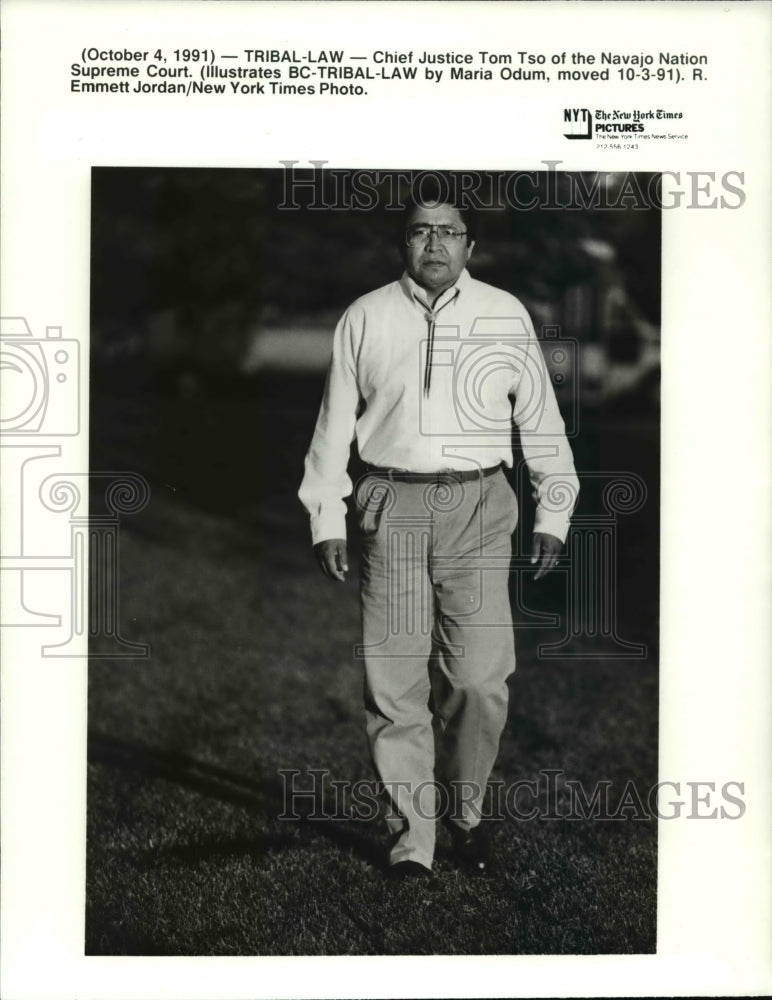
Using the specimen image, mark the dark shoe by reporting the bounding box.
[448,823,494,875]
[386,860,433,881]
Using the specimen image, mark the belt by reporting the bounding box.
[363,463,501,484]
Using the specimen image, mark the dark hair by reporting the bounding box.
[399,172,478,246]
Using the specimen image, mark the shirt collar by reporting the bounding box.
[400,267,470,311]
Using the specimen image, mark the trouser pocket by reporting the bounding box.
[354,474,397,536]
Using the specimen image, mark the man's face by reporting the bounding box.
[403,203,474,297]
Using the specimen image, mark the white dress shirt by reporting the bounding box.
[299,268,579,544]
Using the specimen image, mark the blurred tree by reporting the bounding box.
[91,167,660,369]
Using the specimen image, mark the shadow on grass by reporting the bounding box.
[88,731,384,869]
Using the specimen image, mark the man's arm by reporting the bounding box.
[314,538,349,582]
[530,531,563,581]
[512,314,580,579]
[298,308,361,579]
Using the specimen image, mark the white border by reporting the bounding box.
[2,2,770,997]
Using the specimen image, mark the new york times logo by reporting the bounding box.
[563,108,592,140]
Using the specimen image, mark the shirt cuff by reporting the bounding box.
[533,508,571,544]
[310,504,348,546]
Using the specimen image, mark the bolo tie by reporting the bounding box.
[422,289,459,398]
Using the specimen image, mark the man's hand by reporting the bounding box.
[314,538,349,582]
[530,532,563,581]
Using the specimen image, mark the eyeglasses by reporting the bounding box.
[405,224,468,247]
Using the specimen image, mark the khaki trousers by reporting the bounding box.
[356,468,517,869]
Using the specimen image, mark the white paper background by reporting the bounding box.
[1,1,770,997]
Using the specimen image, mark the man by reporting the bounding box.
[299,184,578,880]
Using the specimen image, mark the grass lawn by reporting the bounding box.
[86,371,659,955]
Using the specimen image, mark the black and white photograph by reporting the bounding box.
[1,2,770,998]
[87,165,661,955]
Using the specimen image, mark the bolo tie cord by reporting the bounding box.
[423,315,436,397]
[422,291,458,398]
